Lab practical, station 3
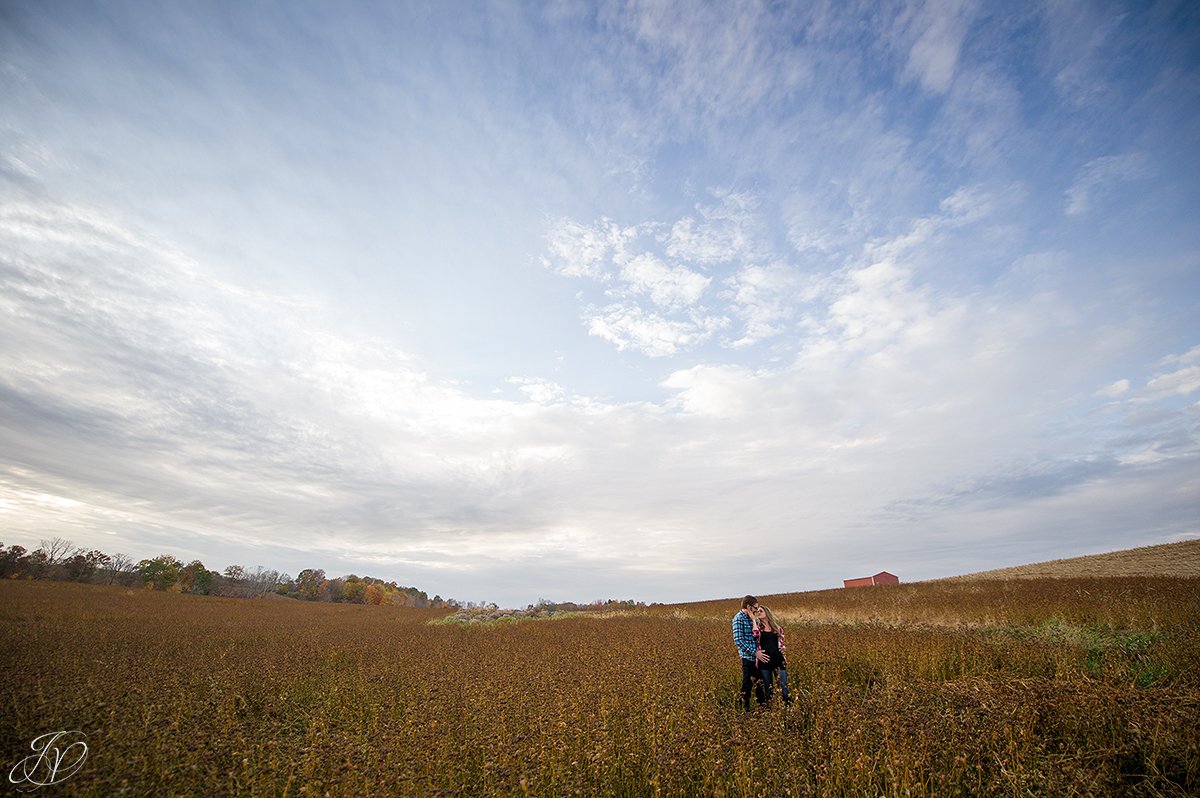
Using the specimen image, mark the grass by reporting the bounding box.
[945,539,1200,581]
[2,576,1197,796]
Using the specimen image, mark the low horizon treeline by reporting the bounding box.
[0,536,457,608]
[449,597,657,621]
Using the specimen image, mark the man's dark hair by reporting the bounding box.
[741,595,758,608]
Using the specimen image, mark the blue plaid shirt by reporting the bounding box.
[732,610,757,661]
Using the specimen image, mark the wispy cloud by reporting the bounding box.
[1064,153,1151,216]
[1038,0,1125,108]
[586,303,727,357]
[2,181,1196,603]
[721,263,821,348]
[606,0,813,125]
[2,1,1197,605]
[617,254,710,310]
[899,0,979,94]
[665,189,761,264]
[0,190,578,554]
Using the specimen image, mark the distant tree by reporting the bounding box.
[102,553,134,585]
[276,573,295,596]
[342,578,366,604]
[23,549,49,579]
[0,544,28,579]
[215,564,259,597]
[0,541,448,608]
[39,537,81,571]
[62,550,109,582]
[364,583,384,605]
[247,567,280,596]
[87,549,111,578]
[137,555,182,591]
[320,578,343,602]
[296,568,325,600]
[178,561,214,595]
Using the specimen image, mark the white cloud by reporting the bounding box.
[900,0,978,94]
[826,259,930,348]
[1064,153,1150,216]
[816,185,1009,352]
[611,1,812,124]
[0,193,594,548]
[4,1,1198,607]
[721,263,820,348]
[541,218,632,280]
[783,193,849,255]
[546,185,1010,356]
[1140,365,1200,400]
[508,376,567,405]
[545,193,766,355]
[617,253,710,309]
[3,187,1196,606]
[665,217,731,264]
[1038,0,1124,108]
[585,303,727,357]
[662,364,757,417]
[665,189,759,264]
[1166,346,1200,367]
[865,184,999,263]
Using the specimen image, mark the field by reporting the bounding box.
[2,574,1198,796]
[945,539,1200,581]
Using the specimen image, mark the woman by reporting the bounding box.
[753,605,792,705]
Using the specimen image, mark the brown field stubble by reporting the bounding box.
[1,578,1197,797]
[944,539,1200,581]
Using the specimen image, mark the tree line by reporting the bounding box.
[0,537,454,608]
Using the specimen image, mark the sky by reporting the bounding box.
[0,1,1197,608]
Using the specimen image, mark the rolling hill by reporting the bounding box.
[944,538,1200,581]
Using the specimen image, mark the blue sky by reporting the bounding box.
[1,1,1197,607]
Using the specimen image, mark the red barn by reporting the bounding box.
[843,571,899,588]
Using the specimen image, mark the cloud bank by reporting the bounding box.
[1,1,1197,606]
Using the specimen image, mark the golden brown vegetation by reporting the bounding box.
[682,575,1200,630]
[945,538,1200,581]
[2,577,1197,796]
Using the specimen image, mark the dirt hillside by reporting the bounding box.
[946,538,1200,580]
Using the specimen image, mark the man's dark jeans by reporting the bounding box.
[741,658,766,710]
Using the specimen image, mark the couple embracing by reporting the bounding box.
[732,595,791,711]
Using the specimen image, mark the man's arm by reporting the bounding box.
[732,612,758,660]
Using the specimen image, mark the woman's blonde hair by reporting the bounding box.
[759,605,782,632]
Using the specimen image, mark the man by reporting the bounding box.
[733,594,770,710]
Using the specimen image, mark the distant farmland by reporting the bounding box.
[2,556,1197,795]
[945,538,1200,581]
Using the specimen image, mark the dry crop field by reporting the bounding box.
[2,576,1198,797]
[946,539,1200,581]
